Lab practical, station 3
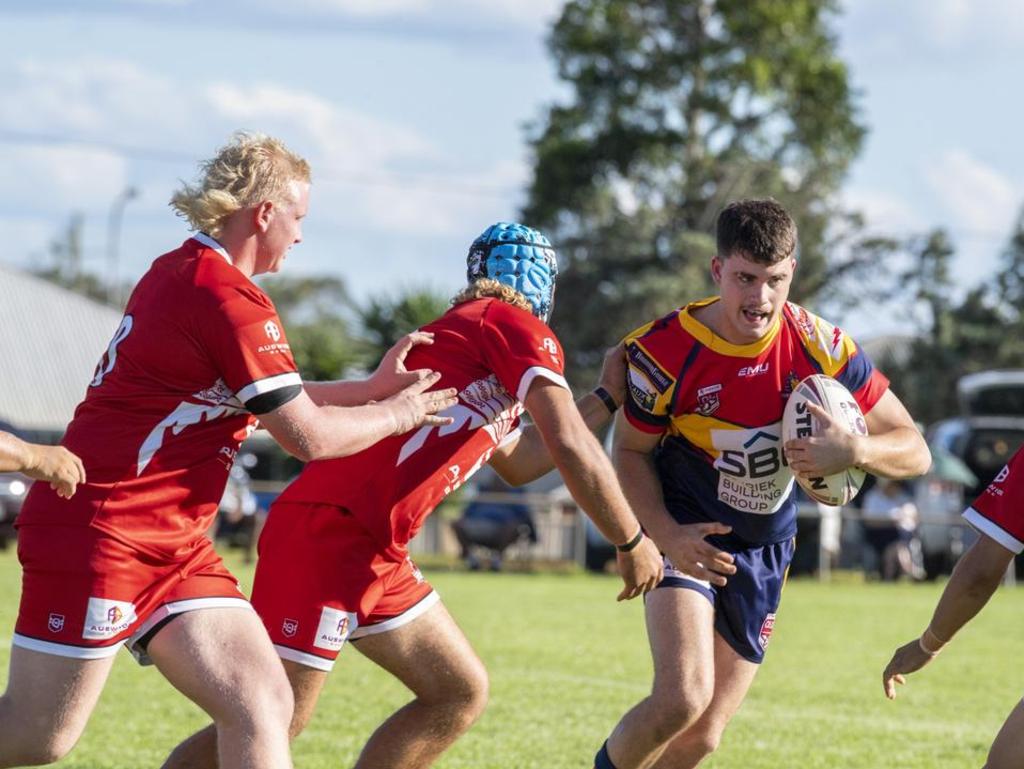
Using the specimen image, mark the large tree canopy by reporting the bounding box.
[524,0,865,385]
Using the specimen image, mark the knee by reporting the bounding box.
[684,724,724,761]
[647,686,714,743]
[218,668,294,734]
[432,662,489,731]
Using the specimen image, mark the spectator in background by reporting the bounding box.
[452,471,537,571]
[860,478,921,581]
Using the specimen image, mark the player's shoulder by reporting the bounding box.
[782,301,860,370]
[625,304,698,365]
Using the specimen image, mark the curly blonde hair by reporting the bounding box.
[169,132,311,237]
[451,278,533,314]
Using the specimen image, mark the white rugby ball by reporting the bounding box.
[782,374,868,506]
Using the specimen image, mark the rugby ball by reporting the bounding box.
[782,374,868,506]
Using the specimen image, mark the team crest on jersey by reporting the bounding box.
[791,304,816,341]
[781,370,801,400]
[282,618,299,638]
[759,613,776,649]
[47,613,65,633]
[696,384,722,416]
[627,344,672,393]
[313,606,356,652]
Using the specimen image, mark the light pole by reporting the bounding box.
[107,185,139,307]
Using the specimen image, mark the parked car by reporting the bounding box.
[922,370,1024,578]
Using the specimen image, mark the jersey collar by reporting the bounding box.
[192,232,232,264]
[678,297,781,357]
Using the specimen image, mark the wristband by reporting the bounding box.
[593,386,619,415]
[918,626,948,656]
[616,528,644,552]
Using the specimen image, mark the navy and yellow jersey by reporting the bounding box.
[623,298,890,546]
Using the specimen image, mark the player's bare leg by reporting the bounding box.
[151,607,294,769]
[603,588,717,769]
[647,633,759,768]
[349,600,489,769]
[0,647,115,766]
[985,699,1024,769]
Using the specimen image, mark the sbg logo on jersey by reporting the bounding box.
[264,320,281,342]
[82,597,136,640]
[313,606,357,652]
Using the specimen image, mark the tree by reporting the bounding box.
[359,288,450,367]
[524,0,866,385]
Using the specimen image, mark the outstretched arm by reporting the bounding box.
[304,331,438,406]
[514,379,663,601]
[882,533,1014,699]
[489,344,624,486]
[0,431,85,499]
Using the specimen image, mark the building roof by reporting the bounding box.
[0,264,122,433]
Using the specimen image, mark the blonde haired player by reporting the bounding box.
[0,133,455,769]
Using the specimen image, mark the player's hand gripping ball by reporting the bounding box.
[782,374,868,505]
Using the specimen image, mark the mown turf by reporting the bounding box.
[0,548,1018,768]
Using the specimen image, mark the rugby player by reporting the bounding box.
[164,221,664,769]
[592,199,930,769]
[883,445,1024,769]
[0,133,456,769]
[0,430,84,499]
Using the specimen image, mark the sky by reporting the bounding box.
[0,0,1021,341]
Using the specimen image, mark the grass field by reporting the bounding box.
[0,548,1019,768]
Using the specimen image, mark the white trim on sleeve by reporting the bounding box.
[349,591,440,640]
[516,367,570,403]
[12,633,124,660]
[274,645,337,672]
[236,372,303,405]
[963,506,1024,554]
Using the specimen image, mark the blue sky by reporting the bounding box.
[1,1,1021,340]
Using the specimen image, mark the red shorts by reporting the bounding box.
[14,524,249,663]
[252,502,436,671]
[963,448,1024,553]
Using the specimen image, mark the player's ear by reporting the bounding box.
[254,200,275,233]
[710,255,723,285]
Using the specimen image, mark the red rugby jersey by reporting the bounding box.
[964,446,1024,553]
[274,298,569,558]
[19,234,302,558]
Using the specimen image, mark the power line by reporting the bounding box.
[0,129,522,200]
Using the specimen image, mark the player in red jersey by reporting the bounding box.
[0,133,456,769]
[883,446,1024,769]
[163,222,664,769]
[592,199,930,769]
[0,430,84,499]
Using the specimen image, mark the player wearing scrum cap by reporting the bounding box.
[164,221,663,769]
[592,198,930,769]
[0,132,456,769]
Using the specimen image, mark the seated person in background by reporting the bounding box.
[861,478,921,581]
[452,471,536,571]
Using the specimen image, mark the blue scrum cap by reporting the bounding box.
[466,222,558,322]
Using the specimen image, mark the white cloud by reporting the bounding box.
[0,146,127,214]
[925,149,1019,236]
[842,188,927,235]
[847,0,1024,51]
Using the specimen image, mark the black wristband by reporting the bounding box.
[593,386,619,415]
[616,528,644,552]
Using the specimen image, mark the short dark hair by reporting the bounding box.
[715,199,797,265]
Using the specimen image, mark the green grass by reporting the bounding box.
[0,548,1019,768]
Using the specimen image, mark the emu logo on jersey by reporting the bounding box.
[264,320,281,341]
